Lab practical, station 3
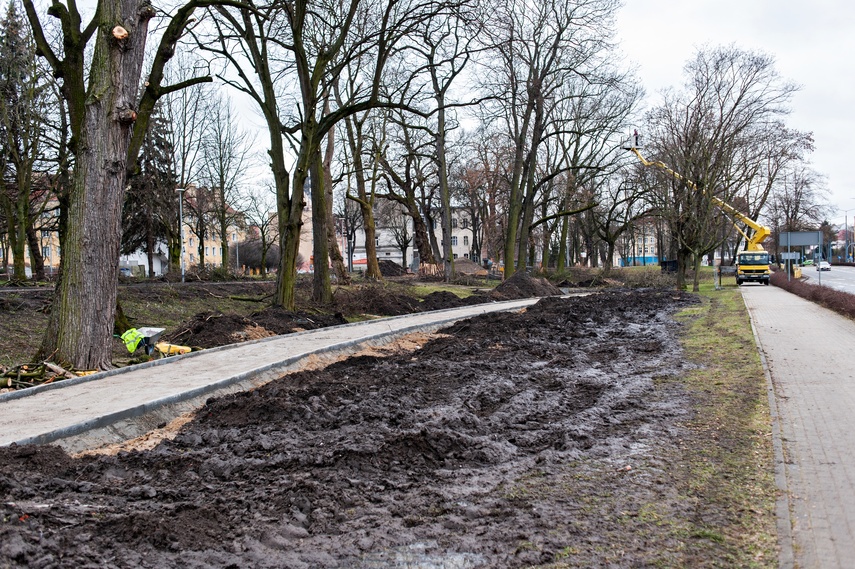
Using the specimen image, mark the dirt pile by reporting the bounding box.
[452,258,486,275]
[165,308,349,349]
[378,260,407,277]
[331,285,423,316]
[0,289,706,568]
[419,290,476,311]
[491,271,564,300]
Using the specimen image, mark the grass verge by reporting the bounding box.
[669,276,777,566]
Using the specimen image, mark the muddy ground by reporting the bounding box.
[0,287,718,568]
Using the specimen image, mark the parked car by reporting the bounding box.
[817,261,831,271]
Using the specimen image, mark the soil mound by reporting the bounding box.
[419,290,469,311]
[165,311,255,348]
[0,289,704,568]
[332,284,422,316]
[452,258,486,275]
[164,307,350,349]
[250,306,348,335]
[491,270,564,299]
[378,259,407,277]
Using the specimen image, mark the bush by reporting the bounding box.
[771,269,855,319]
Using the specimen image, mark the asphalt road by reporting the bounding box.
[801,264,855,294]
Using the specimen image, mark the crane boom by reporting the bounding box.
[627,147,771,251]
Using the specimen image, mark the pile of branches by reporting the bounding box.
[1,362,79,391]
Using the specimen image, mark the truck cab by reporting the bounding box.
[736,251,770,285]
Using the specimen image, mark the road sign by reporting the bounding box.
[781,252,800,260]
[779,231,822,247]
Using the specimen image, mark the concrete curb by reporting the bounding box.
[0,299,522,404]
[1,297,544,451]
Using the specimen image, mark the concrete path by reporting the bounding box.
[742,285,855,568]
[0,298,539,453]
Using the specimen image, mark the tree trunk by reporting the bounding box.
[308,147,333,303]
[26,225,45,281]
[37,0,152,369]
[435,99,454,281]
[322,94,350,285]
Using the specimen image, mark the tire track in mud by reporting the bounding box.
[0,289,700,568]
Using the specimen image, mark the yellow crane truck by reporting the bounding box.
[626,144,771,286]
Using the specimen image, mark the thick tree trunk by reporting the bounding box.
[4,205,26,280]
[38,0,152,369]
[274,174,304,310]
[435,102,454,281]
[309,148,332,303]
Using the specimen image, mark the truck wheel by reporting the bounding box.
[736,279,742,286]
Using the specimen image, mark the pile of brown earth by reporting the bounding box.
[164,309,350,348]
[161,273,561,349]
[491,270,564,299]
[377,260,407,277]
[0,288,718,568]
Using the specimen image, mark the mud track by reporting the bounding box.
[1,289,700,568]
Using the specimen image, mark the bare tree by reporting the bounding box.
[644,45,800,291]
[239,181,278,277]
[0,0,51,281]
[199,91,251,271]
[334,187,363,271]
[378,107,441,268]
[375,198,412,267]
[162,54,212,274]
[480,0,621,276]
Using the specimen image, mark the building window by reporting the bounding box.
[452,218,458,229]
[42,246,50,258]
[232,233,237,242]
[462,218,469,229]
[205,247,210,256]
[189,238,194,247]
[41,230,50,238]
[190,254,195,263]
[451,236,458,246]
[463,236,469,246]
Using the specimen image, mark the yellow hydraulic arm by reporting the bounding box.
[627,147,771,251]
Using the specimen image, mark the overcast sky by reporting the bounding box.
[614,0,855,224]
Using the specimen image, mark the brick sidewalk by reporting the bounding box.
[742,285,855,568]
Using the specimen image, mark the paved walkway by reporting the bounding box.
[0,298,539,453]
[742,285,855,568]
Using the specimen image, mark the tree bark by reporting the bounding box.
[322,116,350,285]
[37,0,153,369]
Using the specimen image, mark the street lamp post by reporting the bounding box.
[841,203,855,263]
[176,187,186,283]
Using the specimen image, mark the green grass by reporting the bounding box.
[670,272,777,566]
